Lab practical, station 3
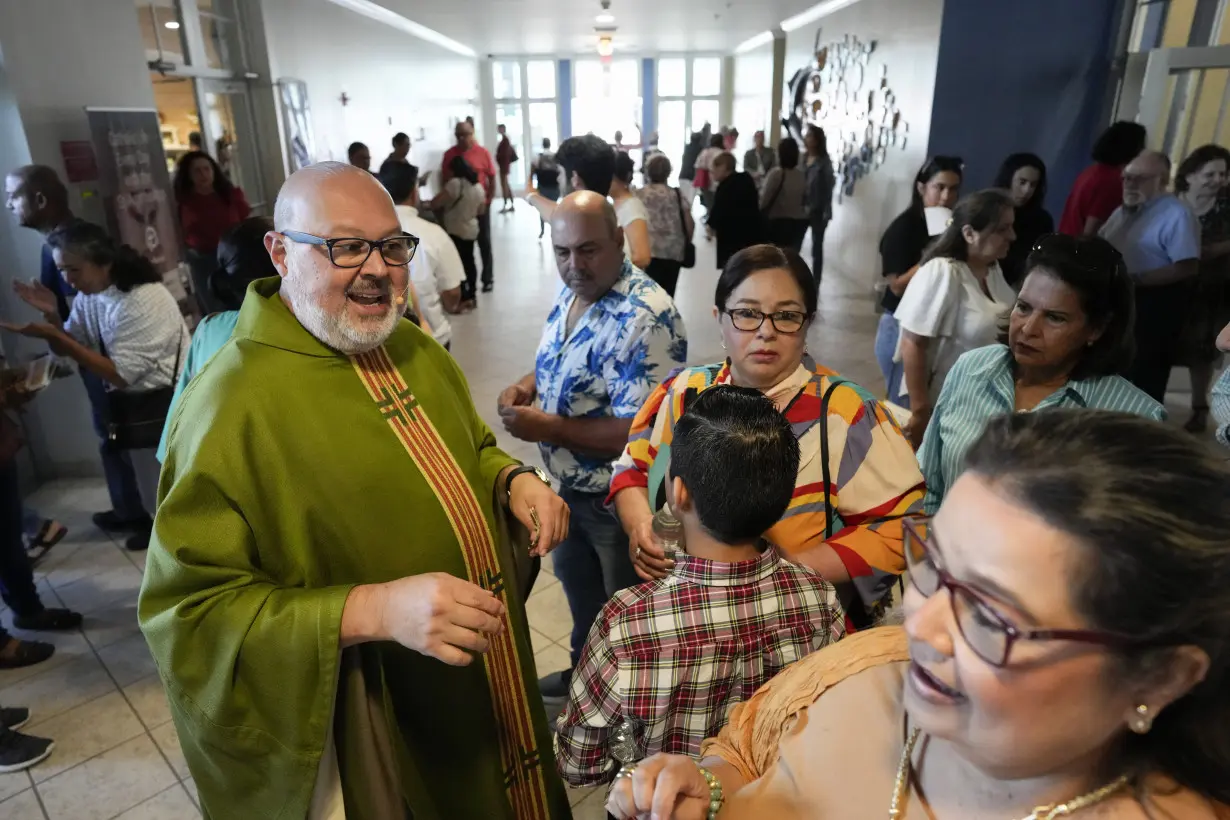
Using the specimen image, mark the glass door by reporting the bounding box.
[197,78,265,209]
[1126,44,1230,166]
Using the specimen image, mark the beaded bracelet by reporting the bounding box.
[696,764,724,819]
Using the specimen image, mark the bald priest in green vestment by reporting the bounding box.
[138,162,575,820]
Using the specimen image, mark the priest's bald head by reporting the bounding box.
[265,161,415,354]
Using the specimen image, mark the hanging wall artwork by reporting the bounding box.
[784,29,908,201]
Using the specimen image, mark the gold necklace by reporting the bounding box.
[889,728,1131,819]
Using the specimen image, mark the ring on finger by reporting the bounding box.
[635,546,642,560]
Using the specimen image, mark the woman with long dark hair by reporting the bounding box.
[894,189,1017,447]
[5,222,188,550]
[803,125,836,282]
[874,156,964,407]
[174,150,250,314]
[993,152,1054,287]
[431,155,486,304]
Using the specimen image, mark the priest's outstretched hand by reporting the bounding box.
[362,573,508,667]
[508,471,570,557]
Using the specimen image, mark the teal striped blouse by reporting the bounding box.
[918,345,1166,513]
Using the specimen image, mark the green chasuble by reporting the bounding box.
[138,278,571,820]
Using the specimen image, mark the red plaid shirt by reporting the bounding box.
[554,549,845,786]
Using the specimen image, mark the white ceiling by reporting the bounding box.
[377,0,823,56]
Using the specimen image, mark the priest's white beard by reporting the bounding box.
[283,273,401,355]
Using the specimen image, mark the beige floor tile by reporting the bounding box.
[79,601,142,654]
[123,673,172,730]
[39,541,133,592]
[0,770,31,803]
[533,642,571,678]
[0,655,114,726]
[95,632,157,688]
[182,777,198,807]
[0,627,95,690]
[149,720,190,780]
[38,733,177,820]
[28,689,145,784]
[529,626,558,655]
[571,788,612,820]
[52,564,144,618]
[524,580,573,643]
[112,782,199,819]
[568,784,600,807]
[0,787,44,820]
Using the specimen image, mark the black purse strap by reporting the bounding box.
[101,330,183,389]
[818,378,845,539]
[763,171,785,214]
[674,187,687,230]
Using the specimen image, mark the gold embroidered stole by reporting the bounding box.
[350,347,548,819]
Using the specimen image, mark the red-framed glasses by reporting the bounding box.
[902,517,1141,668]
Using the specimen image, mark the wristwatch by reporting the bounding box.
[504,465,551,500]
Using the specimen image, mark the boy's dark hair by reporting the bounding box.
[379,161,419,204]
[556,134,615,196]
[670,386,800,545]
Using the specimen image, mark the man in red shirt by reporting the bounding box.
[1058,121,1147,236]
[442,121,497,293]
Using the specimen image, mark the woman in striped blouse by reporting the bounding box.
[609,245,925,626]
[918,234,1164,513]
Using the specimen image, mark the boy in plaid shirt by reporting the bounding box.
[555,386,845,786]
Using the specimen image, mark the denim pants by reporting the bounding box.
[552,486,641,667]
[875,311,909,410]
[82,370,147,521]
[0,460,41,616]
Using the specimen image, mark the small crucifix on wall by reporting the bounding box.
[339,92,350,107]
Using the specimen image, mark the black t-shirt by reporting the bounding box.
[878,207,930,312]
[1002,206,1055,288]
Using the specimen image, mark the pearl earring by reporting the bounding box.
[1130,704,1153,734]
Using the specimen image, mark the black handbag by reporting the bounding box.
[675,188,696,269]
[104,340,181,451]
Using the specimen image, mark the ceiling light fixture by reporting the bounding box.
[324,0,476,57]
[597,35,615,57]
[780,0,865,33]
[596,12,615,23]
[734,30,774,53]
[164,20,181,29]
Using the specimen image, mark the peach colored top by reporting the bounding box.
[704,627,1228,819]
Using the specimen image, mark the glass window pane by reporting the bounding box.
[496,103,526,187]
[199,0,240,71]
[574,61,606,98]
[493,61,521,99]
[658,58,686,97]
[692,57,722,97]
[528,102,559,173]
[152,74,199,172]
[657,100,686,183]
[691,100,719,135]
[137,1,188,66]
[611,60,639,98]
[527,60,556,99]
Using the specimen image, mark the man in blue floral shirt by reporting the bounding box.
[499,191,687,714]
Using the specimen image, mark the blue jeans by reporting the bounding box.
[81,370,147,521]
[552,487,640,667]
[875,312,909,410]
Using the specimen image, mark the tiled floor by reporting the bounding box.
[0,206,1205,819]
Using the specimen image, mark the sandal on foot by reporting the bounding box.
[26,520,67,567]
[0,637,55,670]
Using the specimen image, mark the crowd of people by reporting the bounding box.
[0,108,1228,820]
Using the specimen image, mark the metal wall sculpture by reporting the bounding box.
[783,29,908,201]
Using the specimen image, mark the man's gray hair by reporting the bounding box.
[272,161,357,231]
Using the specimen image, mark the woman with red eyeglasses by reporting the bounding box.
[607,410,1230,820]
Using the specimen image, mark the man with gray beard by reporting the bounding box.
[139,162,573,819]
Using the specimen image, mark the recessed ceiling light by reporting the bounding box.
[164,20,181,29]
[596,12,615,23]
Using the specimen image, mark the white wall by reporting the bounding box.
[732,44,774,157]
[262,0,479,186]
[785,0,944,294]
[0,0,159,480]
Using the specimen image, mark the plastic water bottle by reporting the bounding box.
[652,503,684,557]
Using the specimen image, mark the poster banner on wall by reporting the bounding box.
[277,79,316,172]
[84,107,185,294]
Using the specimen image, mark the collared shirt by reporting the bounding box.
[918,345,1166,512]
[1213,365,1230,448]
[534,260,687,493]
[65,282,189,393]
[554,549,845,786]
[395,205,464,346]
[1099,194,1201,276]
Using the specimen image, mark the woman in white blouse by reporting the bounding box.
[5,222,188,550]
[894,189,1017,448]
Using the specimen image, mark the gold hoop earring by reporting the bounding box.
[1130,704,1153,734]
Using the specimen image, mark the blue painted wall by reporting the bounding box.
[642,58,656,146]
[926,0,1127,216]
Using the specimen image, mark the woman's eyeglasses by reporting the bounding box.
[280,230,418,268]
[723,308,809,334]
[902,517,1140,668]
